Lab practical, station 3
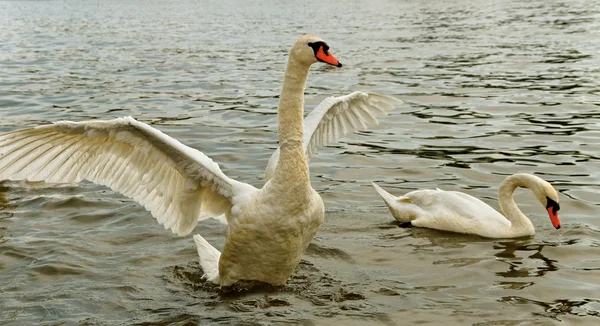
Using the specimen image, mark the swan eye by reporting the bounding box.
[308,41,329,56]
[307,41,341,67]
[546,197,560,213]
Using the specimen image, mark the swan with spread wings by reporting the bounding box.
[0,35,401,286]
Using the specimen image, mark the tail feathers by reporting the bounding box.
[192,234,221,284]
[371,182,397,204]
[371,182,421,223]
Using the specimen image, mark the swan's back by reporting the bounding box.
[407,189,511,235]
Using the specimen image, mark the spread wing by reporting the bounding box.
[0,116,256,236]
[265,92,402,180]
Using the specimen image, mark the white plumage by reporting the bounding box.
[0,117,252,236]
[265,92,402,181]
[372,173,562,238]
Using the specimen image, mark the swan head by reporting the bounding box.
[290,35,342,68]
[522,174,561,230]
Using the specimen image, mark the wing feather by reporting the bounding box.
[42,137,81,181]
[344,108,362,130]
[110,151,132,187]
[265,92,402,181]
[0,116,256,236]
[157,170,177,219]
[0,133,66,175]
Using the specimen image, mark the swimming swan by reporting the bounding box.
[0,35,399,286]
[372,173,561,238]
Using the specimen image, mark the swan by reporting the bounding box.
[371,173,561,238]
[0,35,400,286]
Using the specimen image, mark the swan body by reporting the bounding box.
[0,35,399,286]
[372,173,561,238]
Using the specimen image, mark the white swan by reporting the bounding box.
[372,173,561,238]
[0,35,400,286]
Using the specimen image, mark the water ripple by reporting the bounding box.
[0,0,599,324]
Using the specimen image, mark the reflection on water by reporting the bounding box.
[0,183,11,217]
[1,0,600,324]
[500,296,600,322]
[494,241,558,278]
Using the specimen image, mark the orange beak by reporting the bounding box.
[547,207,561,229]
[315,46,342,67]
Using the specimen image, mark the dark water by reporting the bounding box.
[1,0,599,324]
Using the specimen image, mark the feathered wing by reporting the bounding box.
[0,116,256,236]
[265,92,402,180]
[408,189,511,229]
[193,234,221,283]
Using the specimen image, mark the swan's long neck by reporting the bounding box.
[278,57,309,144]
[270,56,311,192]
[497,174,535,235]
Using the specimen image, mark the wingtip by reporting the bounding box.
[193,234,221,284]
[193,234,207,247]
[193,234,220,257]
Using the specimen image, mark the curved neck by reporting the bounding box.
[270,56,310,191]
[278,57,309,144]
[498,175,535,235]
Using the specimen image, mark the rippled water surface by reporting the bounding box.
[1,0,600,324]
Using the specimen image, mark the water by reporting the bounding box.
[1,0,599,324]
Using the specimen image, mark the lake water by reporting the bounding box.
[1,0,599,325]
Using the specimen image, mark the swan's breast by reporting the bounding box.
[218,187,324,285]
